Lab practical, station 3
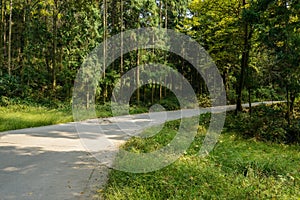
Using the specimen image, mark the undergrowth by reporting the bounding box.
[102,104,300,199]
[225,102,300,144]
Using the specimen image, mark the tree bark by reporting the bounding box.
[136,48,140,105]
[164,0,168,29]
[0,0,5,74]
[286,85,291,125]
[52,1,58,91]
[120,0,124,99]
[8,0,12,75]
[103,0,108,103]
[236,0,252,114]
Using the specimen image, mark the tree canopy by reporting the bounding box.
[0,0,299,115]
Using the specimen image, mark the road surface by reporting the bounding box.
[0,102,281,199]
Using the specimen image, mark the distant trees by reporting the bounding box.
[181,0,299,113]
[258,0,300,122]
[0,0,102,100]
[0,0,299,111]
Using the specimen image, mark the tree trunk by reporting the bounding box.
[52,6,57,91]
[151,80,154,104]
[164,0,168,29]
[286,85,291,125]
[290,92,295,117]
[159,0,162,27]
[248,87,252,115]
[0,0,5,74]
[120,0,124,99]
[159,77,162,101]
[136,48,140,105]
[8,0,12,75]
[103,0,108,103]
[164,76,167,97]
[236,0,252,114]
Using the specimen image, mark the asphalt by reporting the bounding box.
[0,101,281,199]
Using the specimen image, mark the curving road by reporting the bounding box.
[0,101,282,199]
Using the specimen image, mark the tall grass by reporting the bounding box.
[102,117,300,199]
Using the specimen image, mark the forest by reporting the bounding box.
[0,0,300,199]
[0,0,300,136]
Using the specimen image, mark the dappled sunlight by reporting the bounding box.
[0,145,109,199]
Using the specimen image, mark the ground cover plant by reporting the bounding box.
[102,105,300,199]
[0,98,151,132]
[226,101,300,144]
[0,102,73,132]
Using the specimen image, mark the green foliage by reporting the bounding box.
[156,97,180,111]
[0,75,22,99]
[122,120,179,153]
[225,103,300,144]
[1,0,297,111]
[197,94,211,107]
[258,0,300,111]
[102,116,300,199]
[0,104,73,132]
[252,87,281,102]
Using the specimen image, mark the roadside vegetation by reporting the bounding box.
[102,102,300,199]
[0,98,71,132]
[0,97,150,132]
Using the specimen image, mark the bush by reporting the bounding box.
[225,103,300,144]
[198,94,211,107]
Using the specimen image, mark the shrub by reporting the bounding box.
[225,103,300,144]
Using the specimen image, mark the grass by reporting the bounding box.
[0,104,73,132]
[102,116,300,199]
[1,100,299,198]
[0,103,149,132]
[0,95,208,132]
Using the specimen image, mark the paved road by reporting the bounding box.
[0,101,281,199]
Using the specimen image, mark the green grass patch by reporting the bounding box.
[0,102,149,132]
[102,116,300,199]
[0,104,73,132]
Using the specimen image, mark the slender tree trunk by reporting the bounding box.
[20,5,26,84]
[120,0,124,100]
[236,0,252,114]
[248,87,252,115]
[136,48,140,105]
[52,0,59,91]
[3,0,7,72]
[159,0,162,28]
[143,85,146,102]
[8,0,12,75]
[0,0,5,75]
[164,76,167,97]
[290,92,295,115]
[151,80,154,104]
[159,77,162,101]
[86,85,90,109]
[103,0,108,103]
[284,0,291,123]
[286,85,291,125]
[155,82,158,100]
[164,0,168,29]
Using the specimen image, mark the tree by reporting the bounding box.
[180,0,242,100]
[259,0,300,123]
[235,0,256,113]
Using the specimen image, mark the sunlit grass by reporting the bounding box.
[102,117,300,199]
[0,103,149,132]
[0,105,73,132]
